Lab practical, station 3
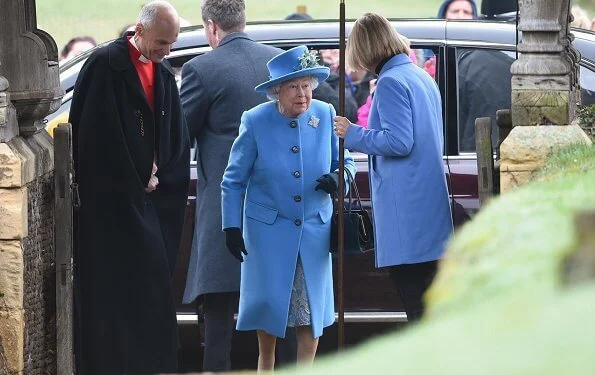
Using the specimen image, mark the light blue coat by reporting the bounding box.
[221,99,355,338]
[344,54,453,268]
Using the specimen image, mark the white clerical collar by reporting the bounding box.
[129,36,150,64]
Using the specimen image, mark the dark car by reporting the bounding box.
[47,19,595,370]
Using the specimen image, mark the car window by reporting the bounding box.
[456,48,514,153]
[580,65,595,105]
[43,44,443,141]
[455,48,595,153]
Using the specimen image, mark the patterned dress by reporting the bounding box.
[287,256,312,327]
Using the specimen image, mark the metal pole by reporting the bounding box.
[337,0,346,352]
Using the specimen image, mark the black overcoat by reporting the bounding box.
[69,36,190,374]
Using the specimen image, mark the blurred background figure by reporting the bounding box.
[284,11,313,21]
[59,35,97,62]
[319,49,340,72]
[422,0,478,78]
[571,5,593,30]
[480,0,517,18]
[437,0,477,20]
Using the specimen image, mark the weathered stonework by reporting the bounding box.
[0,241,24,311]
[500,124,592,191]
[0,310,24,373]
[0,131,55,374]
[0,187,27,240]
[22,173,56,375]
[0,143,21,187]
[1,2,61,373]
[0,76,19,143]
[0,241,24,373]
[511,90,576,126]
[8,133,53,187]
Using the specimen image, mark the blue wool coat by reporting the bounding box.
[221,99,355,338]
[344,54,453,268]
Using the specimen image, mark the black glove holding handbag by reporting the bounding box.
[224,227,247,262]
[315,172,339,194]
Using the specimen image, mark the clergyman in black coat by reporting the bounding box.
[68,2,190,374]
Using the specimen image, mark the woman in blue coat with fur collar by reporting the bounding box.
[334,13,453,322]
[221,45,355,370]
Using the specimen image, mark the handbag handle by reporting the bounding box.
[333,169,364,213]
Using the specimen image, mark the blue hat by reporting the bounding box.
[255,45,330,93]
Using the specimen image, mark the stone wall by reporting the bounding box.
[0,132,54,374]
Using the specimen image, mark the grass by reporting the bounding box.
[275,144,595,374]
[532,143,595,182]
[425,144,595,317]
[36,0,595,57]
[36,0,595,60]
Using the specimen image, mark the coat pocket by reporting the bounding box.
[245,200,279,224]
[318,203,333,224]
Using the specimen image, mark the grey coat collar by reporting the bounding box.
[218,32,252,48]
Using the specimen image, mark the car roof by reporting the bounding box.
[58,19,595,90]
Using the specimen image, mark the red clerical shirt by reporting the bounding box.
[128,36,155,111]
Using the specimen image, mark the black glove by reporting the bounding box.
[315,172,339,195]
[224,227,247,262]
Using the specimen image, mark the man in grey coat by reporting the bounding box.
[180,0,280,371]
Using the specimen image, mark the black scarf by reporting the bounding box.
[375,54,396,75]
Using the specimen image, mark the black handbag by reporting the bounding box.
[330,169,374,253]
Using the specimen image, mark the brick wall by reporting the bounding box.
[21,173,55,375]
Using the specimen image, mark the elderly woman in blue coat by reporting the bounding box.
[334,13,453,322]
[221,45,355,370]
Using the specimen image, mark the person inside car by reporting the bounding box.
[422,0,478,78]
[334,13,453,322]
[221,45,355,371]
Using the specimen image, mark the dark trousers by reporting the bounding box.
[201,292,238,372]
[388,260,438,322]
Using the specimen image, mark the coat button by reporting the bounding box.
[291,146,300,153]
[294,195,302,202]
[290,120,297,128]
[294,219,302,226]
[293,171,301,178]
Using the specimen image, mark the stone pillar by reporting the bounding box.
[500,0,592,191]
[0,1,63,374]
[0,0,63,136]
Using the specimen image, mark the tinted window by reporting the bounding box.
[456,48,514,153]
[580,65,595,106]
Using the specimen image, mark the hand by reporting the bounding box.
[224,227,247,262]
[333,116,351,138]
[315,172,339,195]
[144,162,159,193]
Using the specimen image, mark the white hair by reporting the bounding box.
[266,76,319,101]
[138,0,179,28]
